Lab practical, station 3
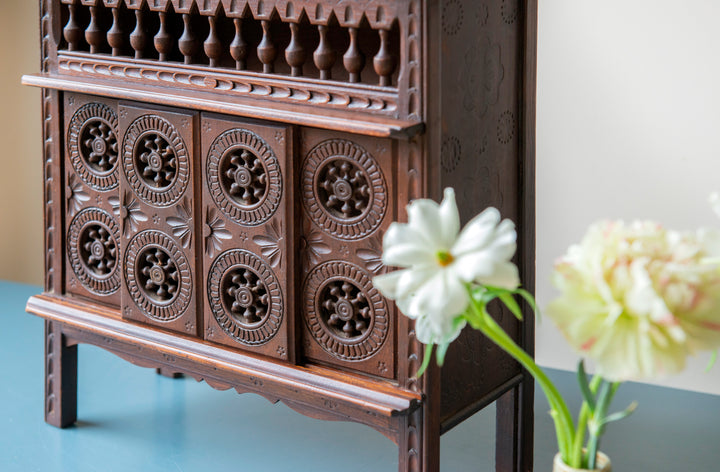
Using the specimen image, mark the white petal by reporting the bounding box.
[382,240,436,268]
[406,197,445,249]
[382,222,436,268]
[372,271,404,299]
[476,262,520,289]
[395,265,438,300]
[415,313,466,345]
[453,207,503,255]
[438,188,461,249]
[452,251,520,289]
[406,270,468,319]
[453,252,498,282]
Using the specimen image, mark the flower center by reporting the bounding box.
[436,251,454,267]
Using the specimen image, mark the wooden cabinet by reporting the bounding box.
[24,1,537,470]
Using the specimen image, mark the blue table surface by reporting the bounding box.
[1,281,719,471]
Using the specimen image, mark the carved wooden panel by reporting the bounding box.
[63,93,122,307]
[200,114,294,361]
[438,0,524,422]
[299,128,395,379]
[117,102,200,336]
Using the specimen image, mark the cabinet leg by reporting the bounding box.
[398,407,440,472]
[496,376,534,472]
[45,320,78,428]
[156,368,183,379]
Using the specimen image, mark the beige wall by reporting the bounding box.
[0,1,43,286]
[536,0,720,395]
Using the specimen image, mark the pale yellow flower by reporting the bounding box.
[548,221,720,381]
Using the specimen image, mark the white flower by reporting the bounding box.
[373,188,519,344]
[548,220,720,382]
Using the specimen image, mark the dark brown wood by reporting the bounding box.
[45,320,77,428]
[156,367,184,378]
[27,1,537,470]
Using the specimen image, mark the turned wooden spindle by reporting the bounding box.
[204,16,223,68]
[257,20,276,74]
[63,3,83,51]
[313,25,335,80]
[343,27,364,83]
[154,12,173,62]
[85,6,104,54]
[178,14,198,64]
[373,29,395,86]
[285,23,305,77]
[107,7,124,56]
[130,9,146,59]
[230,18,248,70]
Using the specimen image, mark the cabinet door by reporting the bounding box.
[200,114,294,361]
[117,103,200,336]
[63,93,122,307]
[298,128,396,379]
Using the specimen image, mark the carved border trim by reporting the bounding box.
[67,0,404,30]
[58,54,401,117]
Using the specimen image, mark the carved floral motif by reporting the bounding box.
[462,38,504,117]
[125,230,192,321]
[67,207,121,295]
[208,249,283,345]
[302,139,387,240]
[356,236,384,275]
[109,190,148,238]
[207,128,282,226]
[203,207,232,258]
[442,0,464,36]
[303,261,388,361]
[301,230,331,268]
[166,198,193,249]
[67,102,119,191]
[252,219,283,268]
[123,115,189,207]
[66,173,90,217]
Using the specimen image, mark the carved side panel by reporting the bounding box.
[200,114,293,361]
[438,0,526,421]
[63,93,122,307]
[299,128,395,379]
[118,103,200,336]
[41,0,63,293]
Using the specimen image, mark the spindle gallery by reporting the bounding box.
[23,1,537,471]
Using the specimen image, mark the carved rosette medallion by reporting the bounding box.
[68,103,119,191]
[207,129,282,226]
[67,208,121,295]
[302,140,387,240]
[208,249,283,346]
[125,230,192,321]
[123,115,189,207]
[304,261,388,361]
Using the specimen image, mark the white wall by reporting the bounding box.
[536,0,720,395]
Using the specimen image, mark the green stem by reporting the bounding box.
[586,381,620,469]
[465,289,576,461]
[571,375,602,468]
